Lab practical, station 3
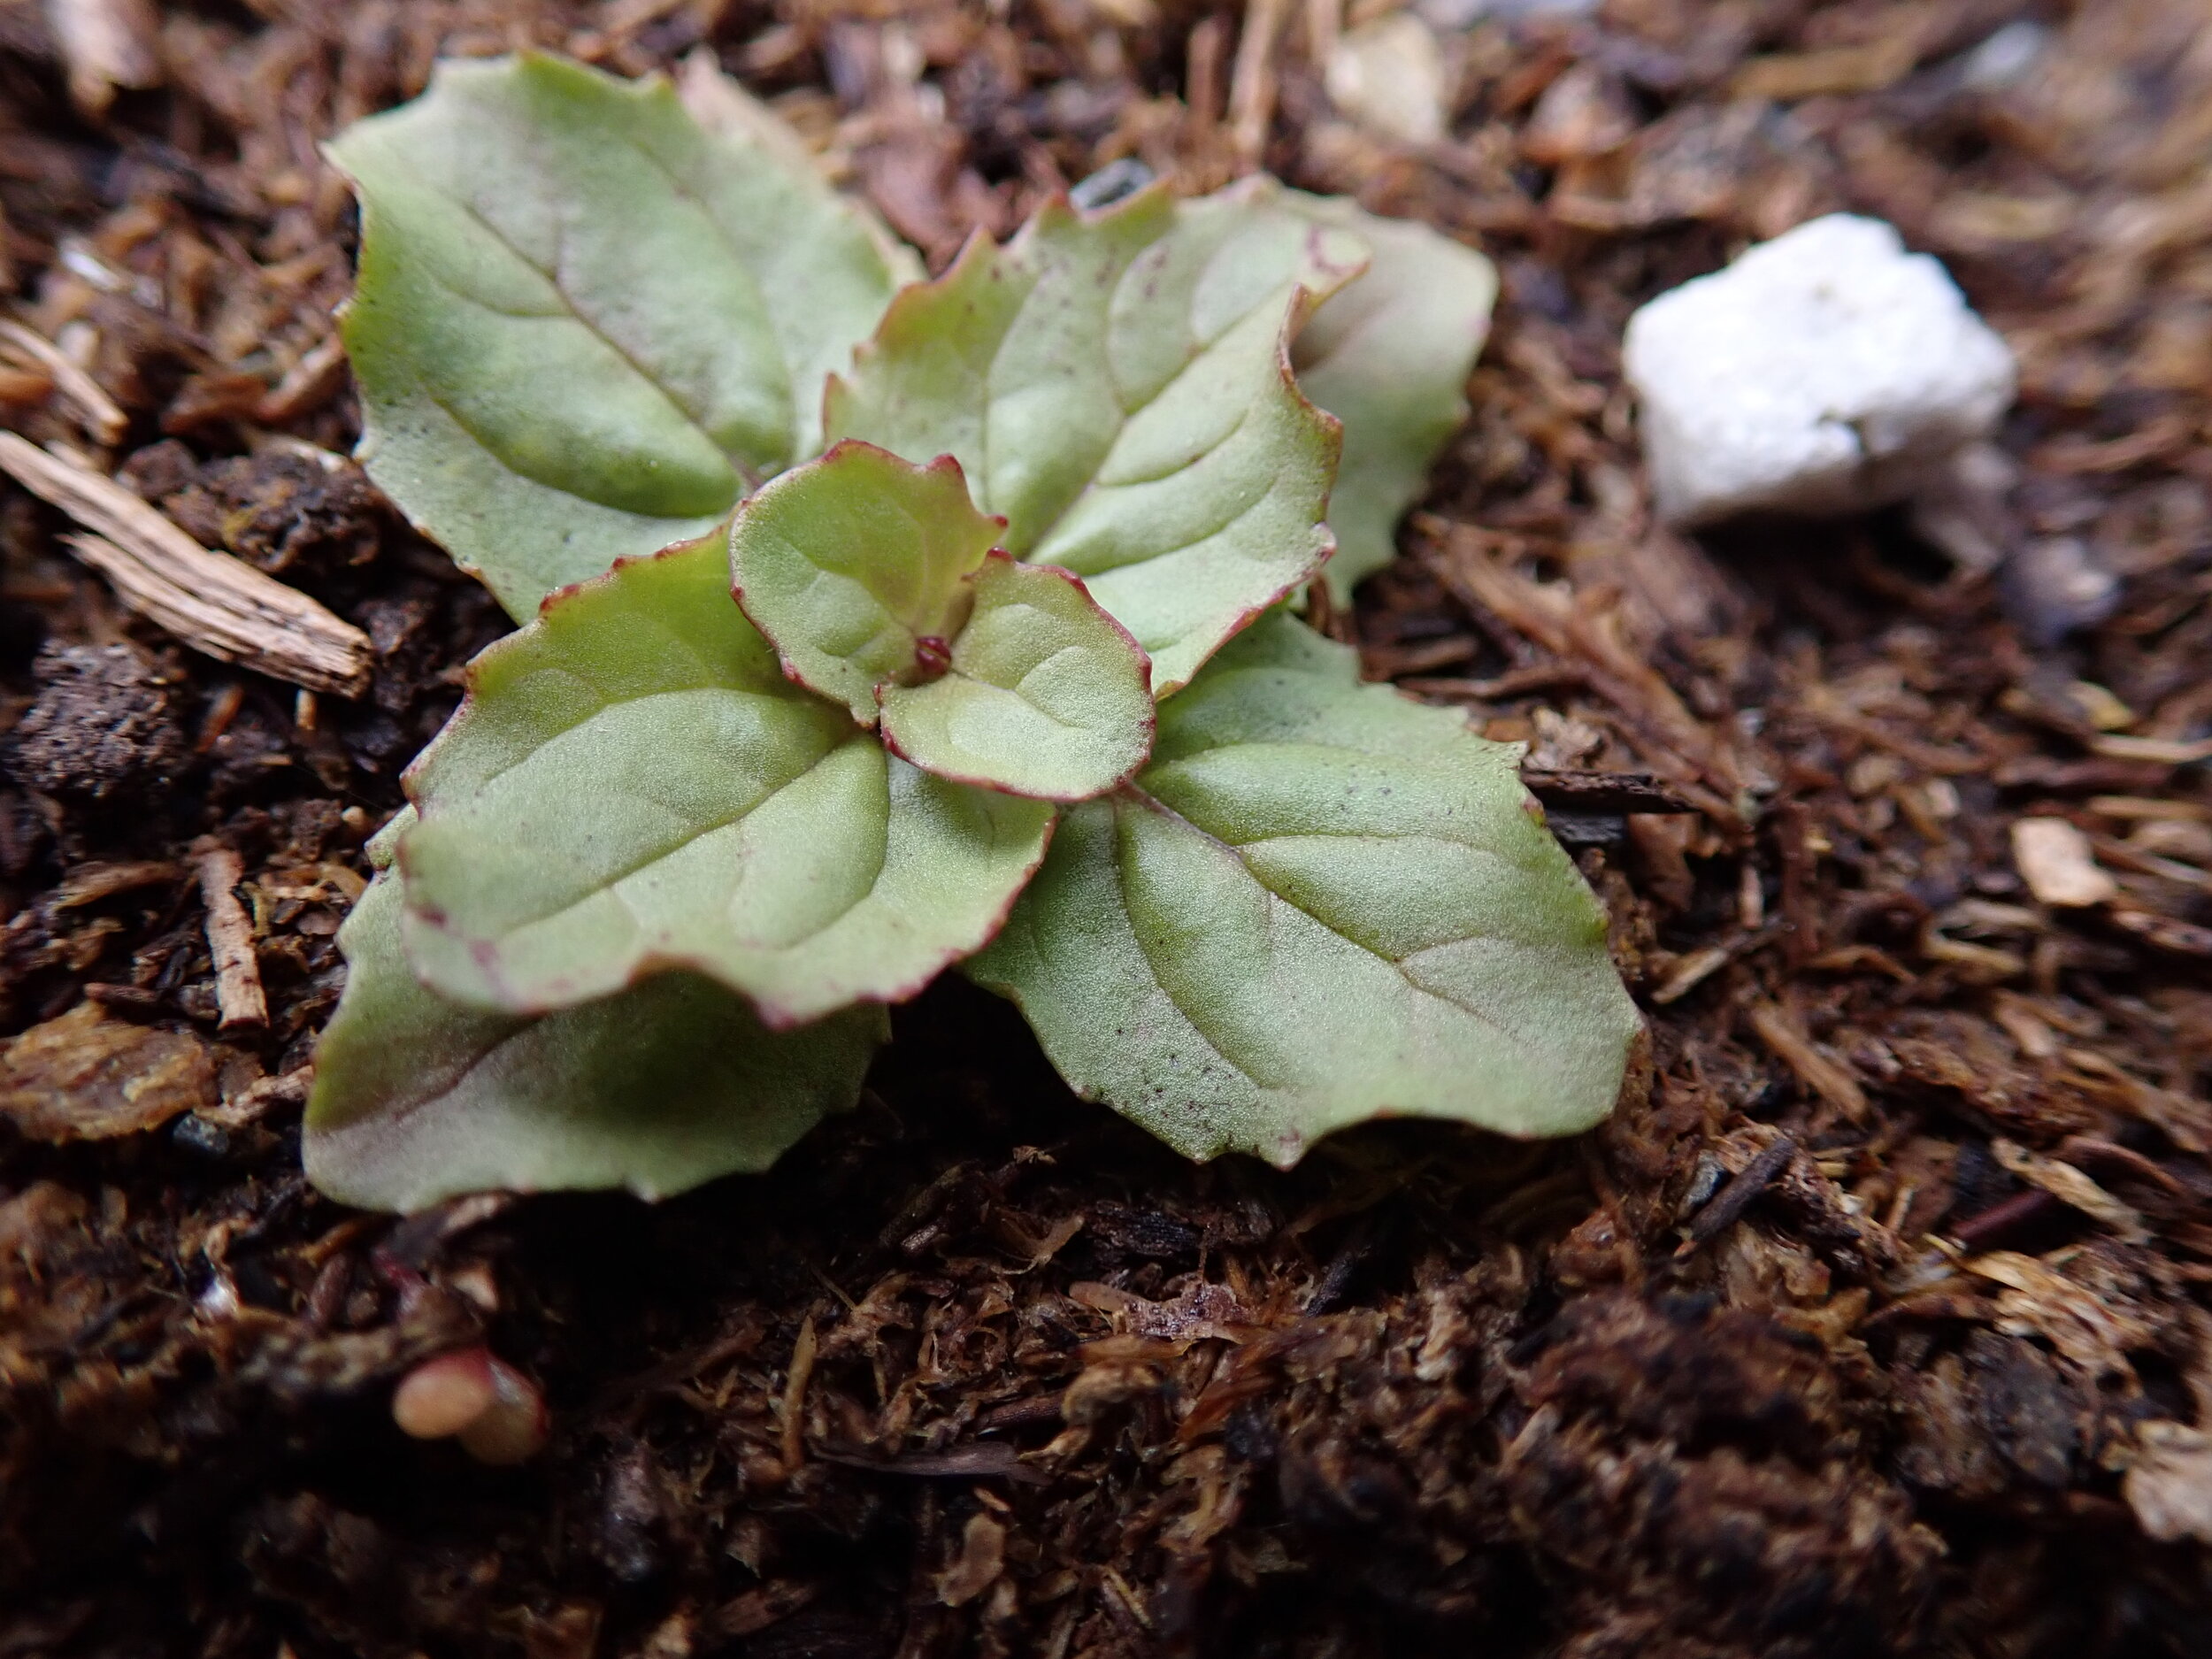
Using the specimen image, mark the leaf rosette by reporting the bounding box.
[825,180,1364,695]
[307,53,1626,1217]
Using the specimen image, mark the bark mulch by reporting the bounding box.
[4,2,2212,1655]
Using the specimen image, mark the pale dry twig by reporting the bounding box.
[0,432,372,695]
[0,319,127,445]
[192,841,267,1033]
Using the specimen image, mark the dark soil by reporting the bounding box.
[9,641,188,805]
[5,2,2212,1656]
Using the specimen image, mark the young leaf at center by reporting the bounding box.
[727,442,1002,723]
[968,611,1640,1166]
[395,533,1055,1026]
[878,554,1155,802]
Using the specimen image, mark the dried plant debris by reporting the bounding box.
[0,999,212,1140]
[0,434,373,695]
[4,2,2212,1656]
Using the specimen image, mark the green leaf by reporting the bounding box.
[396,534,1056,1025]
[331,52,906,619]
[1286,193,1498,598]
[672,50,924,293]
[306,852,885,1212]
[825,180,1367,695]
[879,554,1154,802]
[968,612,1639,1165]
[727,442,1002,723]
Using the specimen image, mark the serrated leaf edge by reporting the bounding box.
[396,537,1062,1030]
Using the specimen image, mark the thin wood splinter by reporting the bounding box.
[0,432,372,696]
[193,842,266,1033]
[0,319,127,444]
[1682,1135,1799,1249]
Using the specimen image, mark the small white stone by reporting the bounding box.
[1623,214,2016,528]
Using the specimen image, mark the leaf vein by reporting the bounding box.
[437,190,738,468]
[1127,787,1517,1044]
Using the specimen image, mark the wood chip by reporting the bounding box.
[254,334,349,426]
[2086,796,2212,823]
[1950,1188,2062,1252]
[1228,0,1292,162]
[1960,1250,2155,1379]
[2088,733,2212,764]
[1991,991,2062,1060]
[2066,680,2136,731]
[193,841,267,1033]
[1323,11,1444,146]
[53,858,181,908]
[1989,1137,2150,1244]
[1650,944,1733,1005]
[0,1001,214,1141]
[2010,817,2118,907]
[2108,906,2212,960]
[0,319,126,444]
[2090,831,2212,893]
[198,1064,313,1130]
[1681,1134,1797,1248]
[1424,528,1748,827]
[1520,767,1704,815]
[1730,38,1917,102]
[712,1583,819,1641]
[2124,1423,2212,1545]
[779,1314,816,1475]
[810,1441,1047,1484]
[0,434,371,695]
[933,1512,1007,1608]
[2060,1048,2212,1155]
[1748,1001,1870,1121]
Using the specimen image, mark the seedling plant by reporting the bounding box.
[304,53,1640,1211]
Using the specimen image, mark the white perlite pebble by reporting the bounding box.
[1623,214,2016,528]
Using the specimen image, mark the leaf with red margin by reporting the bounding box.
[306,826,887,1213]
[393,533,1055,1026]
[329,52,907,619]
[879,554,1154,803]
[825,178,1366,695]
[728,442,1003,724]
[967,611,1640,1164]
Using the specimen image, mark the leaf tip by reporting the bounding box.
[919,448,985,500]
[1302,223,1372,289]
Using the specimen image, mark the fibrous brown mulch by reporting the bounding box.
[4,2,2212,1655]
